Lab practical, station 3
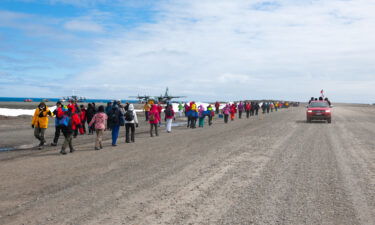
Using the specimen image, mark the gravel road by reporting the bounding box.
[0,105,374,225]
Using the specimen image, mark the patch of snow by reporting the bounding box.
[0,106,57,117]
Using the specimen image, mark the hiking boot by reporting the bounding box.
[51,142,57,146]
[70,149,75,153]
[60,149,67,155]
[95,147,100,150]
[100,144,103,149]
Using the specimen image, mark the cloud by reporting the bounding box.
[64,20,104,32]
[2,0,375,102]
[68,0,375,102]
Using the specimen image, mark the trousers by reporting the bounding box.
[125,123,135,142]
[34,127,46,143]
[95,129,104,148]
[166,118,173,132]
[111,125,120,145]
[150,123,158,136]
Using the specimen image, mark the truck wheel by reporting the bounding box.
[307,119,311,123]
[327,119,331,123]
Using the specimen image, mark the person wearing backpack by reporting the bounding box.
[189,102,198,129]
[118,102,126,127]
[60,105,81,155]
[32,102,53,149]
[108,105,123,146]
[67,101,81,138]
[88,105,108,150]
[149,104,160,137]
[86,103,96,135]
[164,104,174,133]
[250,102,255,116]
[51,101,64,146]
[124,104,138,143]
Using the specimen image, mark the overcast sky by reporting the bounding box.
[0,0,374,103]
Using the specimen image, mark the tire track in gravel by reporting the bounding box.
[327,107,375,225]
[80,111,299,225]
[220,108,362,225]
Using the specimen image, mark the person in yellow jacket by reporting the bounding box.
[189,102,198,128]
[31,102,53,149]
[143,102,151,121]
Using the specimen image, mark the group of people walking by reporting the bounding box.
[32,101,140,155]
[31,100,285,155]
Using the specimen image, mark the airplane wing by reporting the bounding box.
[167,96,186,99]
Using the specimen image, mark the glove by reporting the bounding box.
[31,125,34,129]
[136,123,139,128]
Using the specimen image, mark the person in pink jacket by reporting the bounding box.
[88,105,108,150]
[222,104,230,123]
[148,104,160,137]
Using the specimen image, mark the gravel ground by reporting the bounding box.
[0,105,374,225]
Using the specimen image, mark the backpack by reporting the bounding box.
[165,108,173,117]
[149,112,156,121]
[59,114,71,127]
[109,109,119,124]
[125,110,134,122]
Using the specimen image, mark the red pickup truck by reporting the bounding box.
[306,101,332,123]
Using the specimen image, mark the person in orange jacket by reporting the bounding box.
[143,102,151,121]
[31,102,53,149]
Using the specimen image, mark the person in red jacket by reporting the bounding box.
[157,103,163,126]
[60,105,81,155]
[230,104,237,121]
[215,101,220,114]
[68,101,82,138]
[185,103,191,127]
[245,102,251,119]
[164,104,175,133]
[149,104,160,137]
[79,105,87,134]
